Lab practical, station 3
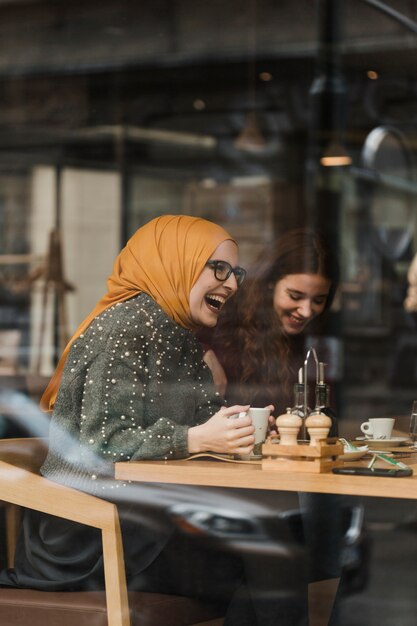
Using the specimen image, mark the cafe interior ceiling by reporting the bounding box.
[0,0,417,171]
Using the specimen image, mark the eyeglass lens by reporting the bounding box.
[211,261,245,286]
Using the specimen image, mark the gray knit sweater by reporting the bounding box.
[41,293,223,494]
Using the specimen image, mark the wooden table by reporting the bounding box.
[115,455,417,500]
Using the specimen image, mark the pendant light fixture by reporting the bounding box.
[234,0,266,153]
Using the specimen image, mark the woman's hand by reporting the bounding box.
[203,349,227,396]
[187,405,254,455]
[265,404,277,436]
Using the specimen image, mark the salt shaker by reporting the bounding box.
[276,408,302,445]
[305,411,332,446]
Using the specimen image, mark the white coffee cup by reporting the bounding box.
[249,407,271,453]
[360,417,395,440]
[229,407,270,458]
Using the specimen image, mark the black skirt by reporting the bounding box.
[0,505,171,592]
[0,504,243,609]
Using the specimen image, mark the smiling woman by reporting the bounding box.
[196,227,345,620]
[273,273,331,336]
[199,228,339,412]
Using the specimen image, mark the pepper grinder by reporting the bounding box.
[304,411,332,446]
[276,408,302,445]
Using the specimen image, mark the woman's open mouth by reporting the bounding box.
[204,293,226,313]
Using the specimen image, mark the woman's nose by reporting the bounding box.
[223,272,239,291]
[297,300,312,318]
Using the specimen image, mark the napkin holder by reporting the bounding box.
[261,437,344,473]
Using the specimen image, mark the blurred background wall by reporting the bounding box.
[1,0,417,430]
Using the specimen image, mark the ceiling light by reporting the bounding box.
[193,99,206,110]
[234,0,267,153]
[259,71,273,82]
[234,112,266,152]
[320,140,352,167]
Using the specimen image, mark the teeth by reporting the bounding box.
[208,294,226,304]
[205,294,226,310]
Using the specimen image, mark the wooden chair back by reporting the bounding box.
[0,438,224,626]
[0,437,130,626]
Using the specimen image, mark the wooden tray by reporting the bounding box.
[261,437,344,473]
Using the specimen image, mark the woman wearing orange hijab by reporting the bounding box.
[1,214,260,617]
[39,213,254,467]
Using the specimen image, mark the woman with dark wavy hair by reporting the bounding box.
[199,229,344,622]
[200,228,339,413]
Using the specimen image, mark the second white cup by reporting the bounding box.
[360,417,395,439]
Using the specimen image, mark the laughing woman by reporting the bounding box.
[0,214,260,619]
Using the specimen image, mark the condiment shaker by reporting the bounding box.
[276,408,302,445]
[305,411,332,446]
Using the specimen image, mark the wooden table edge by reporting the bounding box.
[115,459,417,500]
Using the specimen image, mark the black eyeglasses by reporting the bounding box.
[206,260,246,287]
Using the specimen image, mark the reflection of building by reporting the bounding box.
[2,5,417,624]
[184,177,274,266]
[0,1,417,421]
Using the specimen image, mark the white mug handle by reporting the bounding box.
[360,421,372,435]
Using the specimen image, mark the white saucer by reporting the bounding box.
[355,436,410,448]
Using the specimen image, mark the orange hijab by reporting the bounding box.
[40,214,235,411]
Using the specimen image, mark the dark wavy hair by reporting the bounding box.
[206,228,339,408]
